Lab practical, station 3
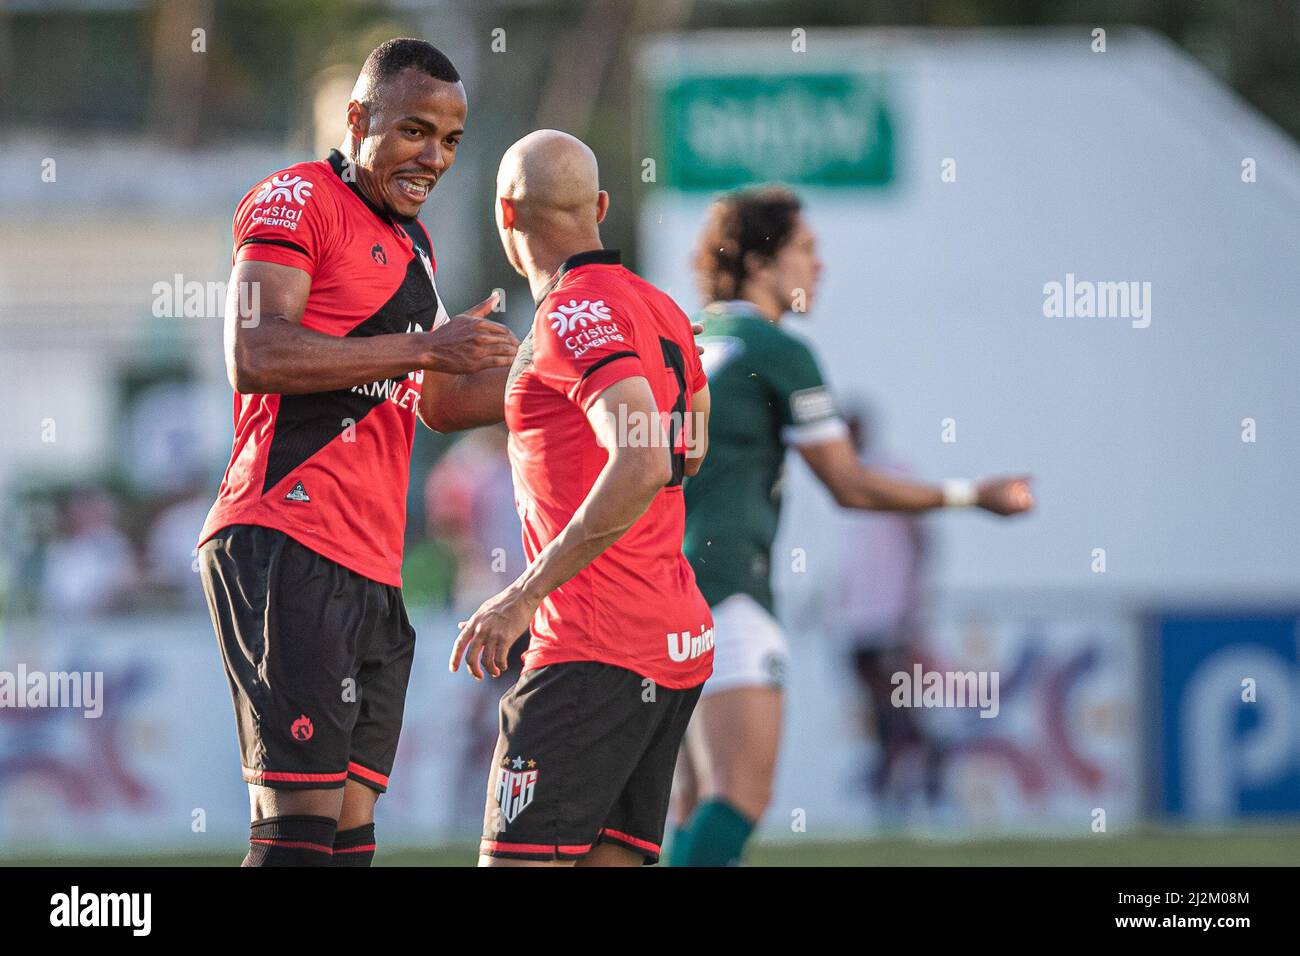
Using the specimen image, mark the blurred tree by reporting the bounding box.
[147,0,213,148]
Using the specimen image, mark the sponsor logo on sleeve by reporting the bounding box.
[789,386,835,424]
[253,174,314,206]
[250,174,314,230]
[547,298,626,358]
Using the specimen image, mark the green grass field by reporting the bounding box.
[4,827,1298,866]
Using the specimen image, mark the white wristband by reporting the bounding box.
[942,479,977,508]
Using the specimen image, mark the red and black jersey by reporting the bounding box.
[504,250,713,689]
[197,149,450,586]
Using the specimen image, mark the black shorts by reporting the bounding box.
[198,524,416,793]
[480,661,702,864]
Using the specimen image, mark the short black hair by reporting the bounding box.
[359,37,460,90]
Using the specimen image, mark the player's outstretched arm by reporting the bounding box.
[225,261,517,395]
[797,436,1034,516]
[417,293,519,433]
[449,376,672,679]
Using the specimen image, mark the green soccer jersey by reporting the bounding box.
[684,300,847,614]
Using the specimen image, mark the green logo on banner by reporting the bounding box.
[658,73,895,190]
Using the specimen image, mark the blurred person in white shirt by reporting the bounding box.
[424,425,526,610]
[41,491,136,616]
[822,405,939,816]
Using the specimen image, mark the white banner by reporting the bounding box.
[766,609,1141,839]
[0,607,1139,855]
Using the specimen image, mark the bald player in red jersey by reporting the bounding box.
[446,130,713,866]
[196,39,517,867]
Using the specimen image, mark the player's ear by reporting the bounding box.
[595,190,609,224]
[498,196,516,230]
[345,100,371,142]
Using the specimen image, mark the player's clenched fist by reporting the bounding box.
[449,585,537,680]
[424,292,518,374]
[976,475,1035,516]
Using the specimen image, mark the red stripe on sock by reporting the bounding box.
[334,843,377,854]
[251,838,333,855]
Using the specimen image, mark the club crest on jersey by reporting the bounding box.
[548,298,612,336]
[494,756,539,824]
[253,174,314,206]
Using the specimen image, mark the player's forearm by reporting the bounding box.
[418,367,508,433]
[802,438,945,512]
[228,316,432,394]
[838,467,944,512]
[512,450,669,603]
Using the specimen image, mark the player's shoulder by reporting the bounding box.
[535,278,622,352]
[705,311,825,390]
[595,267,693,329]
[701,306,801,350]
[237,158,338,215]
[757,314,819,359]
[540,269,635,327]
[553,265,630,302]
[621,272,702,358]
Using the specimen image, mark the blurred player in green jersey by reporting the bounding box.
[670,186,1034,866]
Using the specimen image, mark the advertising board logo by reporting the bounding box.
[658,73,894,189]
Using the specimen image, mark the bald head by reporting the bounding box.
[497,129,603,228]
[495,130,609,288]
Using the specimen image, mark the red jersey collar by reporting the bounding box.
[328,148,421,229]
[536,248,621,303]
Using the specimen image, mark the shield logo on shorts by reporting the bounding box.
[494,764,538,824]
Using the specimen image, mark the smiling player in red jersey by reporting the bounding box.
[447,130,713,866]
[196,38,517,867]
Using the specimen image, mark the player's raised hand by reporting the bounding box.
[459,291,503,321]
[424,292,518,374]
[449,585,535,680]
[976,476,1035,516]
[692,321,705,355]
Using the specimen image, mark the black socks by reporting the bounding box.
[331,823,377,867]
[242,815,337,867]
